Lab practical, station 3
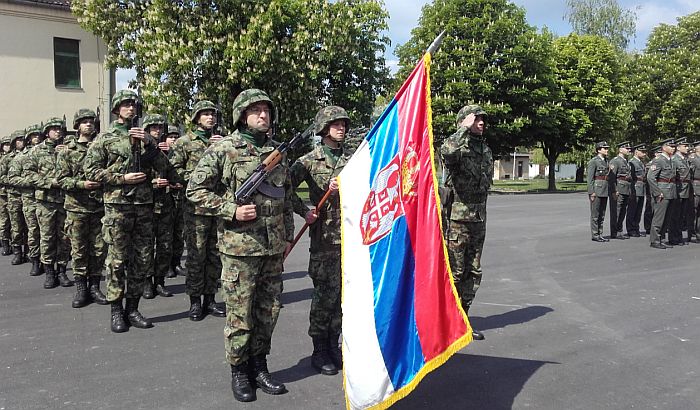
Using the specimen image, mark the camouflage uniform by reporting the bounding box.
[440,105,493,317]
[186,90,294,375]
[168,126,186,273]
[83,92,176,304]
[587,144,611,240]
[170,101,223,316]
[608,142,632,238]
[0,136,12,253]
[4,131,28,262]
[647,140,677,248]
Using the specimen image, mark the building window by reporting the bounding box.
[54,37,81,88]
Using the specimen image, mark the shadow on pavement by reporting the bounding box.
[163,283,186,295]
[281,288,313,305]
[470,305,554,332]
[398,353,557,410]
[273,356,319,384]
[283,270,309,280]
[150,310,190,323]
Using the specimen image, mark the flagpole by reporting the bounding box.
[426,30,446,55]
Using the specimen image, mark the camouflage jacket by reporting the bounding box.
[169,130,211,214]
[587,155,609,197]
[440,127,493,222]
[690,154,700,196]
[186,130,295,257]
[290,143,350,251]
[629,156,646,197]
[0,152,18,195]
[672,153,691,199]
[647,153,677,199]
[609,155,632,196]
[25,139,64,204]
[56,139,103,213]
[7,147,35,198]
[83,121,177,205]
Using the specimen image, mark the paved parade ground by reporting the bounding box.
[1,192,699,410]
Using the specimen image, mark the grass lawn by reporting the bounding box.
[492,179,587,193]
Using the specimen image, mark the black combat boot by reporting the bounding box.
[252,355,287,395]
[124,297,153,329]
[11,246,24,265]
[56,264,73,287]
[110,300,128,333]
[189,295,204,321]
[1,239,12,256]
[43,264,58,289]
[230,363,256,402]
[203,294,225,317]
[72,276,90,308]
[88,276,108,305]
[328,333,342,370]
[154,277,173,297]
[311,337,337,375]
[464,306,485,341]
[142,277,155,299]
[22,244,29,263]
[29,257,42,276]
[173,263,186,277]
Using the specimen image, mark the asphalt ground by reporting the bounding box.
[0,192,698,410]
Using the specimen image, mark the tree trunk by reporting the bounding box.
[547,155,557,191]
[575,161,585,183]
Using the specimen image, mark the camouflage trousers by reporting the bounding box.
[102,204,154,302]
[21,196,41,259]
[0,195,11,241]
[7,193,26,247]
[184,212,221,297]
[152,209,173,279]
[171,195,185,267]
[307,248,341,338]
[446,219,486,309]
[36,201,70,266]
[222,253,284,366]
[65,210,105,278]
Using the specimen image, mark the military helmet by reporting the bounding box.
[231,89,276,126]
[1,135,11,146]
[314,106,350,136]
[24,124,42,139]
[73,108,97,129]
[42,117,64,134]
[10,130,25,148]
[456,104,487,126]
[110,89,139,114]
[166,125,180,136]
[142,113,165,131]
[190,100,218,124]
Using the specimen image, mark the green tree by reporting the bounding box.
[537,34,627,190]
[71,0,390,135]
[564,0,637,50]
[394,0,556,156]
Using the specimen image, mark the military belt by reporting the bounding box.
[257,202,283,217]
[679,178,691,183]
[657,178,675,183]
[694,178,700,181]
[636,177,644,182]
[593,176,607,180]
[616,176,631,181]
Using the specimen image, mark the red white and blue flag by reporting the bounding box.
[339,48,472,410]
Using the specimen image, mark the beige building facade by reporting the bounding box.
[494,152,531,180]
[0,0,113,137]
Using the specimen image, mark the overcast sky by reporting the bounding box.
[116,0,697,89]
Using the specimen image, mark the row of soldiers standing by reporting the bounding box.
[587,139,700,248]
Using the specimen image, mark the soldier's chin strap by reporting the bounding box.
[284,188,333,262]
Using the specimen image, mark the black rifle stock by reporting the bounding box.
[127,96,143,173]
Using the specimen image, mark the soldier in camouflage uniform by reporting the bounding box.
[0,136,12,256]
[57,108,108,308]
[647,139,677,249]
[608,141,632,239]
[626,144,648,237]
[691,141,700,243]
[8,125,44,276]
[83,89,177,333]
[4,131,29,265]
[440,105,493,341]
[25,118,72,288]
[587,142,611,242]
[142,114,175,298]
[170,100,225,320]
[668,138,692,245]
[187,89,292,402]
[163,125,186,277]
[290,106,351,376]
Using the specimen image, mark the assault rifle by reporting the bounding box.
[127,94,143,172]
[234,123,314,205]
[94,106,101,136]
[214,99,225,137]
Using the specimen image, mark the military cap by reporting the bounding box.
[166,125,180,136]
[595,141,610,150]
[675,137,689,146]
[1,135,11,145]
[693,141,700,147]
[73,108,97,129]
[231,89,276,126]
[111,89,139,114]
[24,124,42,139]
[190,100,218,124]
[660,138,676,147]
[632,143,647,151]
[456,104,487,126]
[142,113,165,130]
[314,106,350,136]
[617,141,631,148]
[42,117,64,133]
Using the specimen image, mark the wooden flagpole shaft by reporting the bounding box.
[285,188,334,260]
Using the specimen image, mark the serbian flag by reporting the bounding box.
[339,38,472,410]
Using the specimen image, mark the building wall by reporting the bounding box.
[494,154,530,180]
[528,163,577,179]
[0,2,111,136]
